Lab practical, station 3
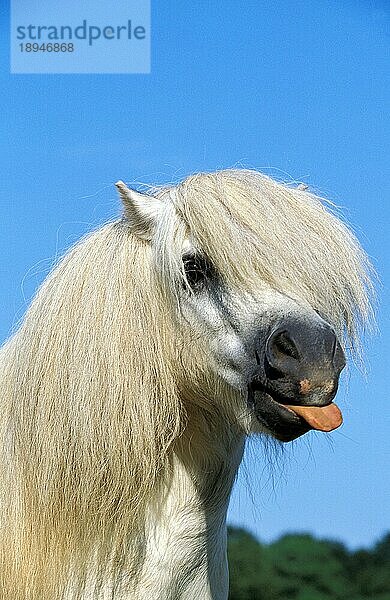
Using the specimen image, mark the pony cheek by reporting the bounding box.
[171,333,227,400]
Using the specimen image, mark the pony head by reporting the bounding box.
[116,169,373,442]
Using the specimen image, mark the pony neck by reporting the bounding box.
[137,411,245,599]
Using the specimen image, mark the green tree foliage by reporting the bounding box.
[346,533,390,599]
[227,528,390,600]
[266,534,353,599]
[228,528,275,600]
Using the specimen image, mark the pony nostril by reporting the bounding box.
[272,331,300,360]
[264,329,301,381]
[332,337,346,373]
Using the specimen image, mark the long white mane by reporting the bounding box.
[0,170,374,598]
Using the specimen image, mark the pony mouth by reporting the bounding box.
[247,383,343,442]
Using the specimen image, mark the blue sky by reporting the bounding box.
[1,1,389,549]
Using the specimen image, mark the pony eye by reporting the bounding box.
[182,253,214,290]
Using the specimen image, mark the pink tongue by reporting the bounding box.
[286,403,343,432]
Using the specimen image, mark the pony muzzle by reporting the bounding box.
[249,319,346,441]
[264,321,345,404]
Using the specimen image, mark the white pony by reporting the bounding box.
[0,170,373,599]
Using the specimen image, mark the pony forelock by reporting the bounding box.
[154,169,374,354]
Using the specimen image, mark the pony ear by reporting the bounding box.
[115,181,163,241]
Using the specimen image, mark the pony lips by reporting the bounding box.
[248,383,343,442]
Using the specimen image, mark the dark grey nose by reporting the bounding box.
[264,321,346,406]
